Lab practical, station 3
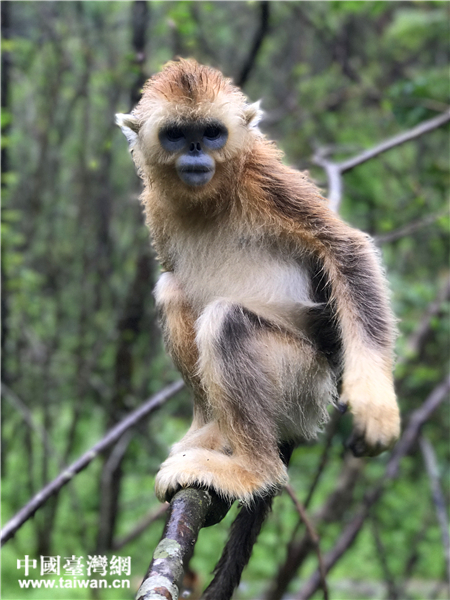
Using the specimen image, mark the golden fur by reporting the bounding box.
[117,59,400,505]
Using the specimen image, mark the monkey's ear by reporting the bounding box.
[115,113,140,148]
[243,101,263,130]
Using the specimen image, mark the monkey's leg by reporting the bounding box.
[154,271,209,424]
[156,299,334,504]
[154,271,228,489]
[154,272,202,392]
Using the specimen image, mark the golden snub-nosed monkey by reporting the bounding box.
[117,58,400,599]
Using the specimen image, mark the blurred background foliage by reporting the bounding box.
[1,2,449,599]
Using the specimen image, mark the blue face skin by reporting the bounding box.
[158,121,228,187]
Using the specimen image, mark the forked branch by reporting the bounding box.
[313,109,450,211]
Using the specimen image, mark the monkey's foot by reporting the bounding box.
[340,380,400,457]
[155,448,288,505]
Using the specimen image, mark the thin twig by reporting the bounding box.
[0,379,185,545]
[112,503,169,551]
[399,514,433,596]
[371,514,400,600]
[304,411,340,509]
[401,276,450,365]
[311,148,343,213]
[101,431,133,488]
[265,454,363,600]
[296,374,450,600]
[286,484,329,600]
[1,383,58,460]
[375,210,447,244]
[419,435,450,595]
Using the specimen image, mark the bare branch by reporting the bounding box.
[386,375,450,479]
[313,110,450,212]
[265,454,363,600]
[296,374,450,599]
[419,435,450,595]
[1,383,58,460]
[311,148,343,213]
[136,488,230,600]
[112,504,169,551]
[375,210,447,244]
[286,485,329,600]
[0,380,184,545]
[304,411,340,509]
[399,276,450,367]
[339,110,450,174]
[371,515,400,600]
[236,1,270,88]
[400,514,433,594]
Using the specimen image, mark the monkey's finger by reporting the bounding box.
[346,430,385,458]
[337,401,348,414]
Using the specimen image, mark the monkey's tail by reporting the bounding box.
[201,494,273,600]
[201,443,294,600]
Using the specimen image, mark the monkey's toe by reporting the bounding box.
[155,448,287,505]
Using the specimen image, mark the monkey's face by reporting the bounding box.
[116,60,263,194]
[158,120,228,187]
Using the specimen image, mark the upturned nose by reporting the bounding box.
[189,142,202,154]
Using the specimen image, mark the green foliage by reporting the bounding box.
[385,8,448,53]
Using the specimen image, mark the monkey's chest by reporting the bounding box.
[173,239,314,328]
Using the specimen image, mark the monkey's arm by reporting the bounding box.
[306,226,399,456]
[319,227,400,455]
[250,155,400,456]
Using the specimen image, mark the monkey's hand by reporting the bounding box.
[155,447,288,506]
[339,375,400,457]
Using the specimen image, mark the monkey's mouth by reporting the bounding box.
[177,165,215,187]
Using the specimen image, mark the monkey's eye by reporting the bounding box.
[159,126,187,152]
[202,123,228,150]
[165,127,185,142]
[204,125,222,140]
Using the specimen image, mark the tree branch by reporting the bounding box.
[265,454,363,600]
[339,110,450,174]
[419,435,450,595]
[303,411,341,509]
[375,210,447,244]
[236,1,270,88]
[296,375,450,600]
[136,488,230,600]
[399,275,450,367]
[286,485,329,600]
[112,504,169,551]
[311,148,343,213]
[371,514,400,600]
[313,110,450,212]
[0,380,184,545]
[2,383,58,460]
